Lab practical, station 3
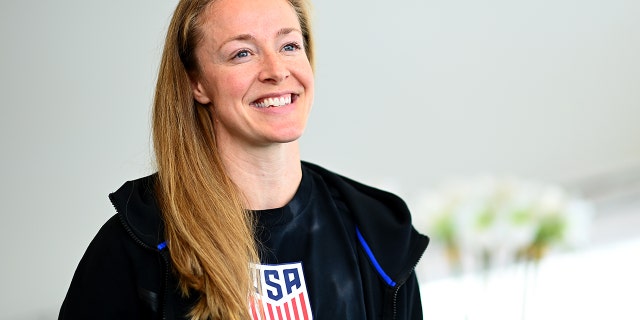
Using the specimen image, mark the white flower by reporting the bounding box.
[413,174,595,274]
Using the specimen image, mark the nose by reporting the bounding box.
[259,51,289,84]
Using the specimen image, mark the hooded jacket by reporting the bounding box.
[59,162,429,319]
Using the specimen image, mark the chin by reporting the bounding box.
[268,128,306,144]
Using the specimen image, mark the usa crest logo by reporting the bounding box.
[249,262,313,320]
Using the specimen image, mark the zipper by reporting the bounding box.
[357,225,428,319]
[392,285,401,320]
[159,250,170,320]
[392,248,426,320]
[112,199,169,320]
[391,274,407,320]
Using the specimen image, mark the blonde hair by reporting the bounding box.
[152,0,314,319]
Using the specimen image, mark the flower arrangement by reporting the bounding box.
[414,175,594,275]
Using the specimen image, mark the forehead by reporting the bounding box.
[202,0,301,40]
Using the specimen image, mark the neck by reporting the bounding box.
[219,141,302,210]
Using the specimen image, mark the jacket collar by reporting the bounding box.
[302,161,429,284]
[109,174,165,250]
[109,163,430,282]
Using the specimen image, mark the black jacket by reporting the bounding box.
[59,162,429,319]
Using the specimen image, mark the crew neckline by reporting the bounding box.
[252,165,313,227]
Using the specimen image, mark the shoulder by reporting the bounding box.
[302,161,410,220]
[60,212,167,319]
[74,213,160,278]
[59,214,150,319]
[89,214,132,254]
[302,161,400,198]
[302,161,429,281]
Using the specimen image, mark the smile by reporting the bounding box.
[252,94,294,108]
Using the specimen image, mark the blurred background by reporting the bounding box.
[1,0,639,319]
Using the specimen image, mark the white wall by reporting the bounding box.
[1,0,639,318]
[305,0,640,193]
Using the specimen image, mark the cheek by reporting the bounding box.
[295,60,314,91]
[211,69,254,105]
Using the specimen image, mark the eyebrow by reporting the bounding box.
[276,27,301,38]
[218,27,302,48]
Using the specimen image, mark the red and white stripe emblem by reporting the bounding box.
[249,262,313,320]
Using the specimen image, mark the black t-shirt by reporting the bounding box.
[252,166,367,319]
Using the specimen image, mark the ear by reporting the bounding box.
[189,75,212,105]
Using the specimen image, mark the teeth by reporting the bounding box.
[254,94,293,108]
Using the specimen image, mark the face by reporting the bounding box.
[191,0,314,149]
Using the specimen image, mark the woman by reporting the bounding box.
[59,0,428,319]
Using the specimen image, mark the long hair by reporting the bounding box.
[152,0,314,319]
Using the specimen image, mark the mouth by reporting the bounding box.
[251,93,297,108]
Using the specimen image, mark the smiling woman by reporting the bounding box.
[57,0,428,319]
[190,0,315,150]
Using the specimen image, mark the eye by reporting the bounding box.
[282,42,302,52]
[234,49,251,59]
